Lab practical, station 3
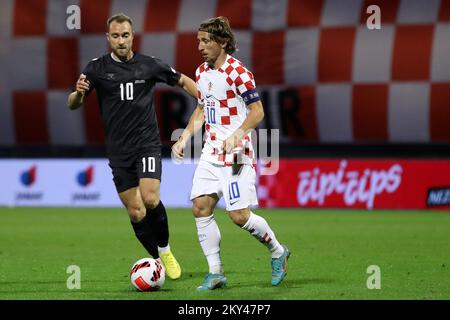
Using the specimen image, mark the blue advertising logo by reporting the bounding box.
[20,165,37,187]
[77,165,94,187]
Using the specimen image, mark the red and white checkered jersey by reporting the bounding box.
[196,55,257,166]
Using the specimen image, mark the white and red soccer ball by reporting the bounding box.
[130,258,165,291]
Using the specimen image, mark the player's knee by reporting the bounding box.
[192,202,211,218]
[127,205,146,223]
[228,209,250,227]
[142,192,160,209]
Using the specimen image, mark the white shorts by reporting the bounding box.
[190,159,258,211]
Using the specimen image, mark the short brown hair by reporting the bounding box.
[107,13,133,31]
[198,16,237,54]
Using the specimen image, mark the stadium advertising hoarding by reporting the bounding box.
[0,159,196,208]
[0,159,449,210]
[257,159,450,210]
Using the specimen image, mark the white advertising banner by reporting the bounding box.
[0,159,197,208]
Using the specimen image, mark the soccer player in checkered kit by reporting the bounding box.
[172,17,290,290]
[67,13,198,280]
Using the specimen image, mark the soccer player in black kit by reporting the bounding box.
[67,13,197,280]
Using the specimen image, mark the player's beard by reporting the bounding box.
[204,53,217,68]
[114,46,131,61]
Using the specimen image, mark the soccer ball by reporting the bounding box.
[130,257,165,291]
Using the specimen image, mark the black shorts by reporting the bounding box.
[109,149,162,194]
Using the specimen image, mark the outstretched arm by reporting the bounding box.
[67,74,90,110]
[171,104,205,160]
[177,74,198,100]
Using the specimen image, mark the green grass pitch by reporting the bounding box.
[0,207,449,300]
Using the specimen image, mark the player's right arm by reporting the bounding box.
[171,104,205,160]
[67,74,91,110]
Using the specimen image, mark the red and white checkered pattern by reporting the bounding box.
[197,55,255,166]
[1,0,449,146]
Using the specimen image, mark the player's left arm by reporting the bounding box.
[152,58,196,99]
[222,100,264,153]
[177,74,198,99]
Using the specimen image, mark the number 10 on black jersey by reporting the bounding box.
[120,82,134,101]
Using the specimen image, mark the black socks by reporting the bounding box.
[131,201,170,259]
[131,218,159,259]
[147,201,169,248]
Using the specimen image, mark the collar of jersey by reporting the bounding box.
[206,54,231,73]
[109,52,136,64]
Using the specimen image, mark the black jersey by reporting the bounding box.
[82,53,181,166]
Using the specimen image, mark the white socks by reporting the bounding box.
[158,244,170,254]
[195,212,284,274]
[242,212,284,259]
[195,215,223,274]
